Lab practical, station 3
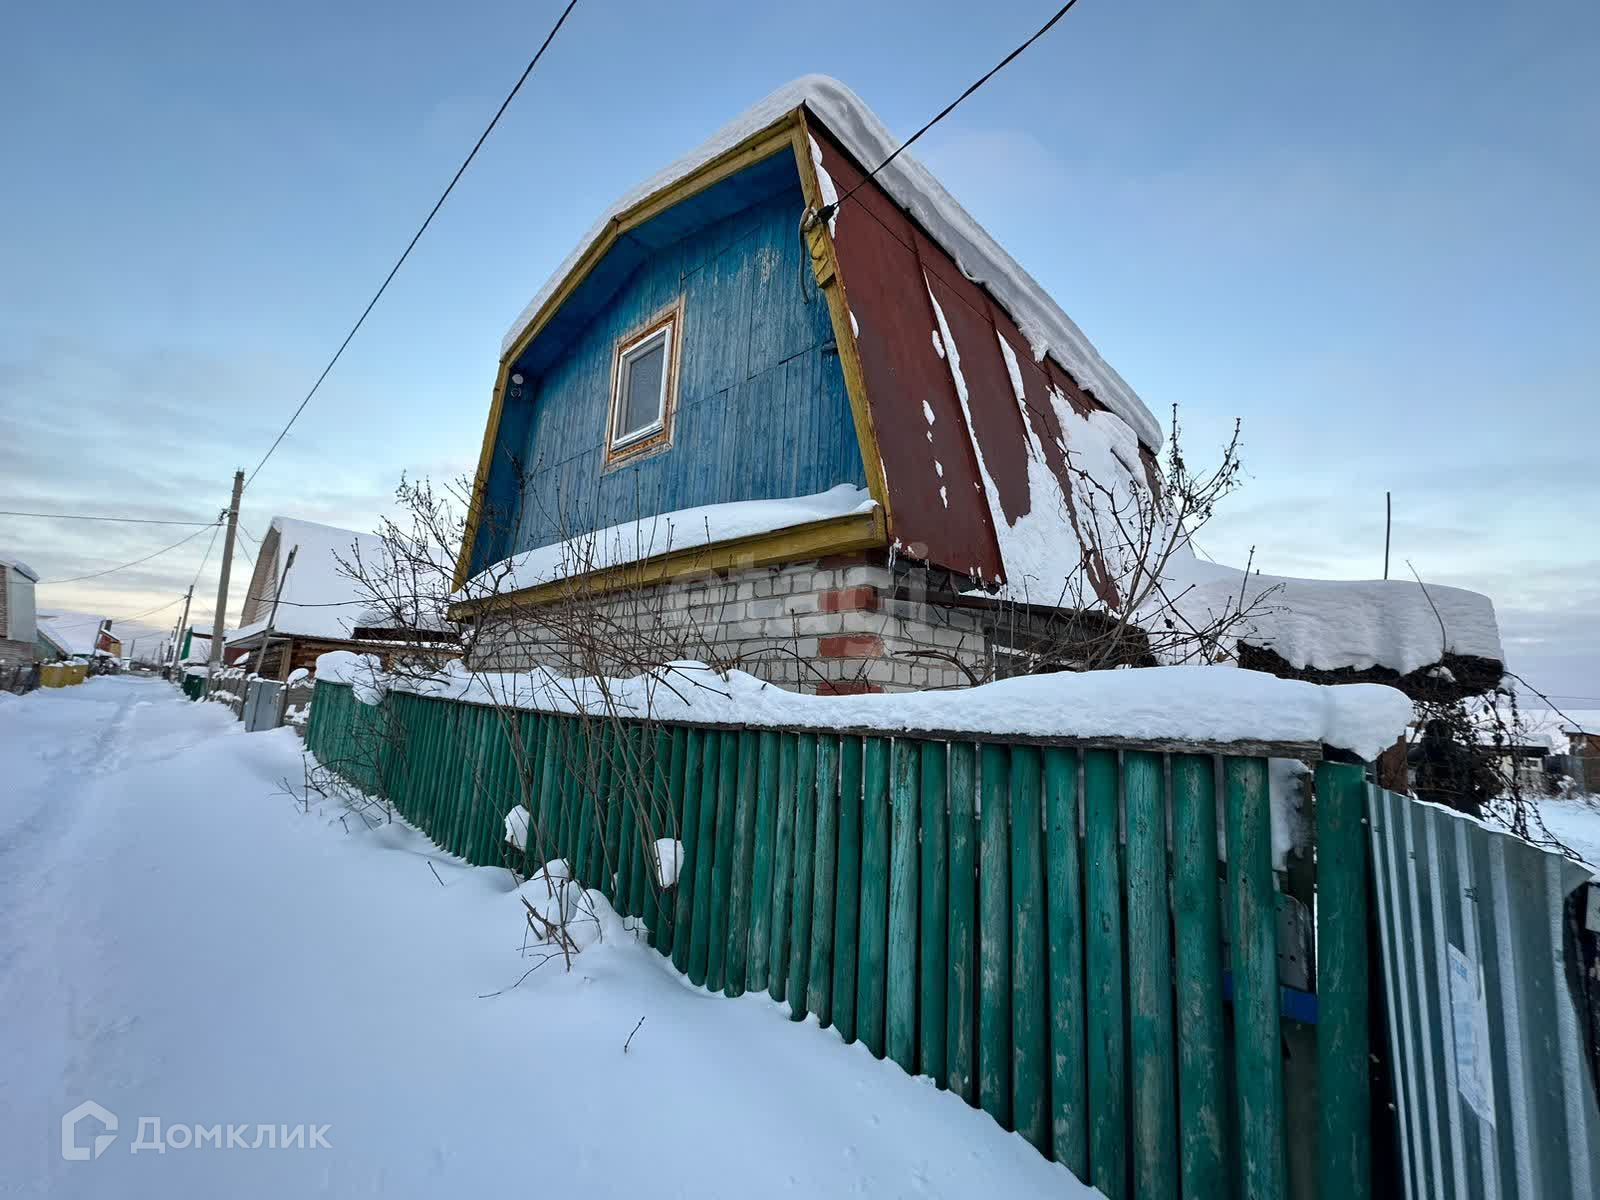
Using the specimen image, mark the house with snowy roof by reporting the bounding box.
[0,554,40,669]
[228,517,456,678]
[451,76,1503,698]
[36,610,119,661]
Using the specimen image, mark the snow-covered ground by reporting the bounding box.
[1538,795,1600,870]
[0,678,1093,1199]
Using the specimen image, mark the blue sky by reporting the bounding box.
[2,0,1595,703]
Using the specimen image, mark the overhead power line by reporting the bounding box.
[0,509,215,526]
[40,522,220,586]
[816,0,1083,226]
[243,0,581,492]
[41,594,188,629]
[188,522,222,590]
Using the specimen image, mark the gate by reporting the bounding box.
[1368,786,1600,1198]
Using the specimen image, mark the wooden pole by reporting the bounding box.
[207,470,244,678]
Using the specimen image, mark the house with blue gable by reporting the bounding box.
[451,77,1503,700]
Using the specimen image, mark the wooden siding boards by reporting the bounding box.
[485,171,865,564]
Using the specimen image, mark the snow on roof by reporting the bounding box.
[457,485,876,599]
[231,517,450,645]
[181,633,212,665]
[229,518,380,644]
[320,654,1414,761]
[500,75,1161,451]
[0,554,39,581]
[35,611,110,657]
[1160,551,1505,678]
[929,339,1504,679]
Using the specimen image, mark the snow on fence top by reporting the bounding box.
[455,485,875,599]
[499,74,1163,452]
[315,652,1414,761]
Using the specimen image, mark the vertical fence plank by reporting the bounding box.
[411,700,434,836]
[1226,755,1286,1200]
[887,739,921,1074]
[707,729,739,993]
[1316,760,1370,1200]
[657,725,687,957]
[469,706,494,862]
[1085,748,1127,1200]
[1044,747,1087,1174]
[1124,750,1177,1200]
[747,730,781,993]
[947,741,978,1104]
[564,724,592,872]
[627,728,654,923]
[448,707,478,857]
[806,734,838,1026]
[724,730,759,997]
[641,727,671,948]
[673,728,705,975]
[473,712,504,867]
[1011,745,1048,1152]
[553,717,577,862]
[688,729,721,988]
[832,736,863,1044]
[978,742,1013,1129]
[768,733,798,1003]
[579,720,606,884]
[615,732,639,913]
[534,716,560,869]
[598,722,623,899]
[919,740,949,1086]
[1171,754,1226,1199]
[787,734,818,1017]
[474,709,502,867]
[857,736,892,1059]
[580,720,612,886]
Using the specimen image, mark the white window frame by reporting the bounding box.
[609,321,674,452]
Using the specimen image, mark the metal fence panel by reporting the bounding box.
[1369,785,1600,1199]
[243,679,285,732]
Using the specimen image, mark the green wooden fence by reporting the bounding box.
[305,680,1372,1200]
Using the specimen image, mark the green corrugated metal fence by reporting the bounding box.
[305,679,1373,1200]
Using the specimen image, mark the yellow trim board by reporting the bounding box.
[449,508,887,620]
[790,112,892,533]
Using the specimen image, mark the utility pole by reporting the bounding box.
[207,470,245,678]
[173,584,194,674]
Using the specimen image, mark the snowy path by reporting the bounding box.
[1,678,1092,1198]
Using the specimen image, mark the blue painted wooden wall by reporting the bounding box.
[470,155,865,575]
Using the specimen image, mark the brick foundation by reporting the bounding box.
[467,554,1012,694]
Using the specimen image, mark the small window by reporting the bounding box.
[607,308,679,463]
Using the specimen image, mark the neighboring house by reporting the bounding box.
[1484,737,1552,795]
[0,554,40,669]
[174,625,212,667]
[227,517,455,678]
[1558,723,1600,794]
[36,611,118,661]
[451,76,1503,698]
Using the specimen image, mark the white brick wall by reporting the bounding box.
[466,556,1026,695]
